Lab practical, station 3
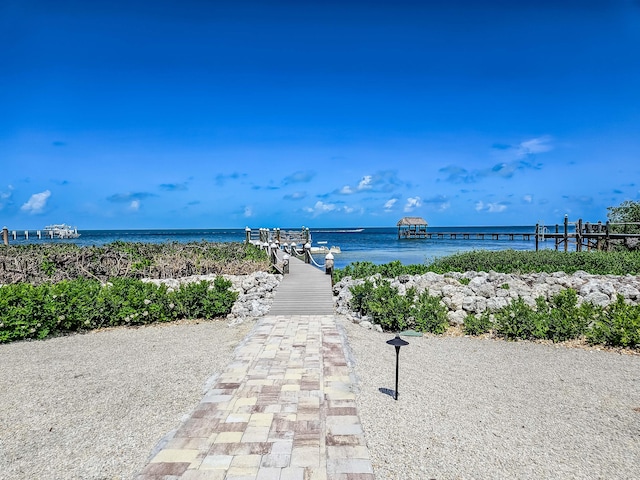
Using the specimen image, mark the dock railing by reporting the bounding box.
[535,218,640,252]
[245,227,334,275]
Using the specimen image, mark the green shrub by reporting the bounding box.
[365,281,411,330]
[0,277,237,344]
[463,311,493,336]
[428,249,640,275]
[413,289,449,334]
[586,295,640,348]
[335,250,640,281]
[172,278,237,319]
[494,297,548,340]
[349,280,376,315]
[544,289,592,342]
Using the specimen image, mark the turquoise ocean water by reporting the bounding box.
[9,226,560,270]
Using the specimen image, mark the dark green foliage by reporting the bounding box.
[334,260,430,282]
[348,280,376,315]
[428,250,640,275]
[491,291,591,342]
[607,200,640,233]
[544,289,592,342]
[0,277,237,344]
[364,280,410,330]
[334,250,640,281]
[413,289,449,334]
[494,297,548,341]
[586,295,640,348]
[172,277,237,319]
[347,281,447,333]
[463,311,493,336]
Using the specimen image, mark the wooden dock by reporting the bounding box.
[396,218,640,253]
[418,232,534,241]
[268,255,334,315]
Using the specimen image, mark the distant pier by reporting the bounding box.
[2,225,80,245]
[2,227,55,245]
[398,216,640,252]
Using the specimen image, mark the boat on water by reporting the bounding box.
[310,245,341,254]
[44,224,81,239]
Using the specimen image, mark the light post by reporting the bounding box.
[386,335,409,400]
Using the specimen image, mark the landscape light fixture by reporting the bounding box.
[386,334,409,400]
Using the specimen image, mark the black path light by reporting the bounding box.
[386,335,409,400]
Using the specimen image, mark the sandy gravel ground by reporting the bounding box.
[0,320,251,480]
[2,316,639,480]
[340,318,640,480]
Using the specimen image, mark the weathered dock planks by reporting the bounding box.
[268,255,334,316]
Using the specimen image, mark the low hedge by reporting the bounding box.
[333,250,640,282]
[0,277,237,343]
[349,279,640,349]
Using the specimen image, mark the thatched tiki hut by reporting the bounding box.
[397,216,428,239]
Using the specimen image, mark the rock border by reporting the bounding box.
[333,270,640,327]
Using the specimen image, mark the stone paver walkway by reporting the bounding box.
[137,314,374,480]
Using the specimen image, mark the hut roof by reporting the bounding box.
[397,216,428,226]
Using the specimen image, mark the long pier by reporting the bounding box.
[2,225,80,245]
[246,219,640,257]
[398,218,640,252]
[417,232,534,241]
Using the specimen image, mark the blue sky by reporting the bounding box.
[2,0,639,229]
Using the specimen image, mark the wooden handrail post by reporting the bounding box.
[563,215,569,252]
[304,242,311,264]
[576,218,583,252]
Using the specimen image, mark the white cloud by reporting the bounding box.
[337,171,404,195]
[243,206,254,217]
[21,190,51,214]
[358,175,373,190]
[517,136,553,157]
[129,200,140,211]
[384,198,398,211]
[522,194,533,203]
[310,201,337,214]
[404,196,422,212]
[304,201,356,217]
[475,201,507,213]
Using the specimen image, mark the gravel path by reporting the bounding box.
[2,317,639,480]
[340,318,640,480]
[0,320,251,480]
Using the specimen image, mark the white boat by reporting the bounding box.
[310,245,341,254]
[44,224,80,239]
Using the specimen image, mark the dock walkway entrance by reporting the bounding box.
[138,258,374,479]
[269,256,334,316]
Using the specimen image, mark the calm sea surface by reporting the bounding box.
[9,226,565,269]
